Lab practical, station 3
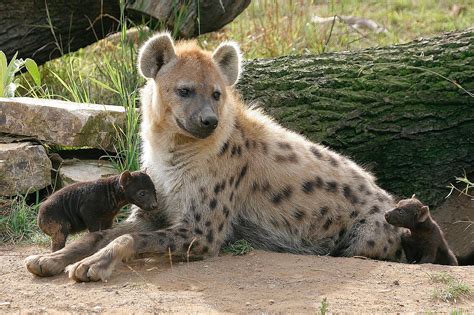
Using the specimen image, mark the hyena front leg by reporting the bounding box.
[66,223,216,282]
[25,210,162,277]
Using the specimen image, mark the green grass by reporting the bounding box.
[319,297,329,315]
[0,192,42,243]
[430,272,472,303]
[222,239,254,256]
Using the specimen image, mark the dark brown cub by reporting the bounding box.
[384,195,458,266]
[37,171,158,252]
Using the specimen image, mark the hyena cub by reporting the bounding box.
[385,195,458,266]
[38,171,158,251]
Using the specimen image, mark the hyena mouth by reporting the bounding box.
[175,117,214,139]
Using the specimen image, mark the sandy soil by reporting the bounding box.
[0,245,473,314]
[1,194,472,313]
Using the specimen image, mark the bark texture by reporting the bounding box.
[0,0,250,66]
[237,29,474,206]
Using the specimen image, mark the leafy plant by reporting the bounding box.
[0,51,41,97]
[430,272,472,303]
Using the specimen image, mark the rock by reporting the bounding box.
[60,159,119,186]
[0,97,125,151]
[0,142,51,195]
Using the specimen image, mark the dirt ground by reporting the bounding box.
[1,195,473,314]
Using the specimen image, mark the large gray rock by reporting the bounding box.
[60,159,119,186]
[0,97,125,151]
[0,142,51,195]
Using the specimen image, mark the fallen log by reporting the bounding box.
[237,29,474,206]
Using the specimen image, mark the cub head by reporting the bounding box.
[138,33,242,139]
[119,171,159,211]
[384,196,429,229]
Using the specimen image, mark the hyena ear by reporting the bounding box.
[119,170,131,188]
[212,41,242,86]
[138,32,176,79]
[418,205,430,222]
[411,193,416,199]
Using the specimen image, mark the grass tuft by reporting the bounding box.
[0,192,42,243]
[222,239,254,256]
[319,297,329,315]
[430,272,472,303]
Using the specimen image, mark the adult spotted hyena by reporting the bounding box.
[25,33,405,282]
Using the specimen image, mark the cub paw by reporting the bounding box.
[25,254,65,277]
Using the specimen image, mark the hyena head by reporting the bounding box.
[384,196,429,229]
[138,33,241,139]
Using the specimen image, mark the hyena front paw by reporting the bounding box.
[65,250,115,282]
[25,254,65,277]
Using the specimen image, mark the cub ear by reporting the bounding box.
[119,170,131,188]
[418,205,430,222]
[138,32,176,79]
[212,41,242,86]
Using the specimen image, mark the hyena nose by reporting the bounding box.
[200,113,218,130]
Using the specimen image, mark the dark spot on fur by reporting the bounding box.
[229,176,234,186]
[323,218,333,230]
[367,240,376,247]
[329,156,339,167]
[218,222,224,232]
[302,180,314,193]
[229,192,234,202]
[251,181,259,192]
[218,141,229,156]
[310,146,322,158]
[338,228,346,238]
[194,228,203,235]
[245,139,250,149]
[388,238,394,245]
[288,153,298,163]
[275,154,286,162]
[278,142,292,150]
[194,212,201,222]
[325,181,338,193]
[202,246,209,253]
[156,231,167,237]
[209,198,217,210]
[369,205,380,214]
[260,141,268,154]
[205,221,211,227]
[375,221,381,227]
[359,183,367,192]
[343,184,359,204]
[222,205,230,218]
[320,206,329,216]
[383,246,388,253]
[179,228,187,233]
[234,163,248,189]
[190,199,196,212]
[206,229,214,243]
[261,181,270,192]
[214,183,221,194]
[350,210,359,218]
[293,209,306,221]
[359,219,367,224]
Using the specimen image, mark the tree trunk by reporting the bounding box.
[237,29,474,206]
[0,0,250,66]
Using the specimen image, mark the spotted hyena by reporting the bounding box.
[25,33,406,282]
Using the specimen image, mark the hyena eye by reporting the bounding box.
[139,191,145,197]
[212,91,221,101]
[177,88,191,98]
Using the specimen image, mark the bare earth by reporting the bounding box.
[0,245,472,314]
[1,195,472,313]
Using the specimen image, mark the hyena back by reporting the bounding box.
[25,33,405,282]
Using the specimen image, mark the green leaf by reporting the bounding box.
[24,58,41,86]
[0,51,6,97]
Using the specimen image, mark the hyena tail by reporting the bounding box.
[229,217,334,256]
